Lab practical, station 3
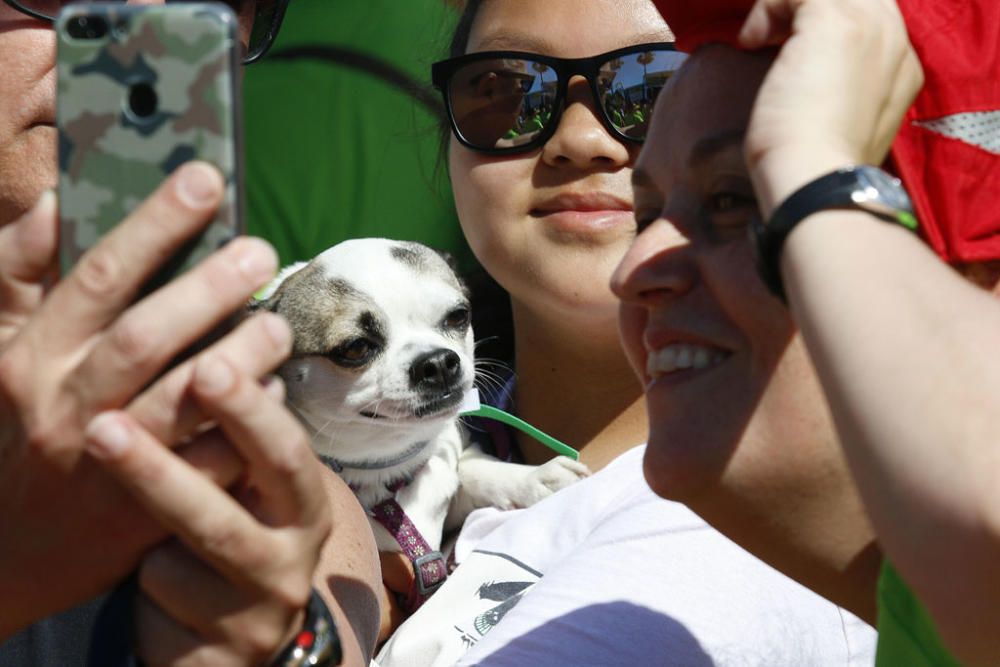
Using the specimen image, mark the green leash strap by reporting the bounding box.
[460,398,580,461]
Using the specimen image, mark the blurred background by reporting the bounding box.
[243,0,472,269]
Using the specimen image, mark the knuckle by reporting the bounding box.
[201,523,259,566]
[124,447,168,487]
[73,248,124,300]
[108,316,159,368]
[199,253,243,299]
[270,571,313,613]
[267,433,312,477]
[20,418,60,454]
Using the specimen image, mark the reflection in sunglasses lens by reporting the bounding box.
[449,57,556,152]
[446,48,688,151]
[599,50,687,140]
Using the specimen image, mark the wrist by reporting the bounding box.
[747,145,858,219]
[751,165,918,301]
[270,588,342,667]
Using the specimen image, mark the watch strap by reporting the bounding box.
[752,165,918,301]
[271,588,342,667]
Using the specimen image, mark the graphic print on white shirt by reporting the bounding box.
[449,552,539,651]
[376,446,876,667]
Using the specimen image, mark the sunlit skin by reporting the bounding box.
[452,0,670,330]
[450,0,670,469]
[611,46,879,621]
[0,3,57,225]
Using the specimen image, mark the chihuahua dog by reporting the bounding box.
[251,239,588,565]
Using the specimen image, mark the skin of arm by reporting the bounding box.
[314,469,383,666]
[742,0,1000,661]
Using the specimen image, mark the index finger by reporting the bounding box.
[36,162,224,353]
[188,352,327,528]
[83,411,285,588]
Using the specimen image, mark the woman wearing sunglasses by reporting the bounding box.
[0,2,380,667]
[374,1,874,664]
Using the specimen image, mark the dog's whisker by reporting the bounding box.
[475,357,513,374]
[310,417,341,450]
[474,374,504,397]
[473,335,501,351]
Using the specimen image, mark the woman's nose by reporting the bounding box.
[611,218,697,305]
[541,76,631,170]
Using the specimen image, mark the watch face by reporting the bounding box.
[853,166,914,213]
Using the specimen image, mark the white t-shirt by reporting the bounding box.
[377,445,875,666]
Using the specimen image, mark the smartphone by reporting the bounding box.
[56,2,244,298]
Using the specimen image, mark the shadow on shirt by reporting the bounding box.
[463,600,715,666]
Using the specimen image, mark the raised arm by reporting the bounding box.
[742,0,1000,661]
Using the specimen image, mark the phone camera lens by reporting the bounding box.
[112,19,130,41]
[67,15,109,40]
[127,83,159,120]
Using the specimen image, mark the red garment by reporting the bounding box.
[652,0,1000,263]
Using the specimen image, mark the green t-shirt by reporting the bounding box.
[242,2,471,268]
[876,561,962,666]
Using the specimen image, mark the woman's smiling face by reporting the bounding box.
[449,0,673,329]
[612,46,841,502]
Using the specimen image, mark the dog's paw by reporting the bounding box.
[510,456,591,508]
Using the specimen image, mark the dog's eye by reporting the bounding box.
[332,338,375,367]
[443,307,470,331]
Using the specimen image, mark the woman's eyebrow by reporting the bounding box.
[687,129,745,169]
[470,32,558,53]
[471,29,673,55]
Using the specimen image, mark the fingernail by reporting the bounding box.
[34,189,56,214]
[262,312,291,348]
[235,238,277,283]
[195,354,234,394]
[85,412,131,460]
[176,162,221,207]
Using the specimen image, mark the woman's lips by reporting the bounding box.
[531,192,634,233]
[532,208,635,232]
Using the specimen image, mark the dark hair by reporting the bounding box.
[436,0,485,159]
[449,0,485,59]
[440,0,515,369]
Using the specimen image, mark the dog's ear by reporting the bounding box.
[246,260,308,316]
[246,293,278,314]
[432,248,471,297]
[434,248,460,274]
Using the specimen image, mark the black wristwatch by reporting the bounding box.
[271,588,342,667]
[751,165,919,301]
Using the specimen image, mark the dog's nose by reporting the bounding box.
[410,349,462,391]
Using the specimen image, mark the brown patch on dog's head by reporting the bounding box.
[250,261,386,358]
[390,241,468,298]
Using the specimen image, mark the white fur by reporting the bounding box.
[259,238,589,554]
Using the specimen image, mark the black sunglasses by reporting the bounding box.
[432,42,688,155]
[1,0,290,64]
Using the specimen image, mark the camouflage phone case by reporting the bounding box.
[56,3,243,288]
